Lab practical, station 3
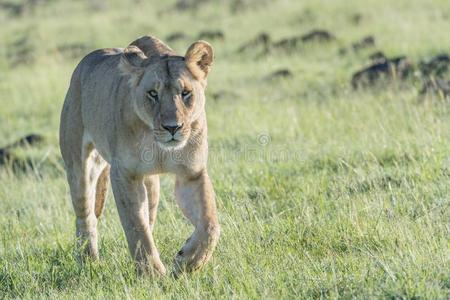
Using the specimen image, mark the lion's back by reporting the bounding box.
[60,48,125,152]
[76,48,123,86]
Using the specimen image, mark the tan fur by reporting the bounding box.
[94,165,109,218]
[185,41,214,79]
[59,35,219,277]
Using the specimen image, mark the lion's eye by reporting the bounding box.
[181,90,191,99]
[146,89,158,102]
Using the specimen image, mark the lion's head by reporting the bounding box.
[118,36,213,149]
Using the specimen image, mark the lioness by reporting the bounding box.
[59,35,219,276]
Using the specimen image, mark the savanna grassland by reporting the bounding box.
[0,0,449,298]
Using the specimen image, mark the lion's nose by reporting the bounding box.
[162,123,183,135]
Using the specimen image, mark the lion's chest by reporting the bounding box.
[122,141,206,177]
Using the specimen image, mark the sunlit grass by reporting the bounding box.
[0,0,449,298]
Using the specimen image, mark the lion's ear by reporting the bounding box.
[119,46,147,87]
[185,41,214,80]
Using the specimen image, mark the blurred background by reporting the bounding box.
[0,0,449,298]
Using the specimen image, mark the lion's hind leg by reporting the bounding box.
[95,165,110,218]
[64,139,107,260]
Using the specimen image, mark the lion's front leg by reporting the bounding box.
[110,166,166,276]
[144,175,160,232]
[174,170,220,276]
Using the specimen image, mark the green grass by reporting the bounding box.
[0,0,449,298]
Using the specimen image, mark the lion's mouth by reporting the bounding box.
[157,137,186,150]
[167,138,180,144]
[154,129,190,150]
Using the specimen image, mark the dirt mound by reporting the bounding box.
[419,54,450,77]
[263,69,293,81]
[198,30,225,41]
[351,56,413,88]
[272,29,335,52]
[0,134,44,172]
[352,36,376,52]
[420,78,450,97]
[237,32,271,53]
